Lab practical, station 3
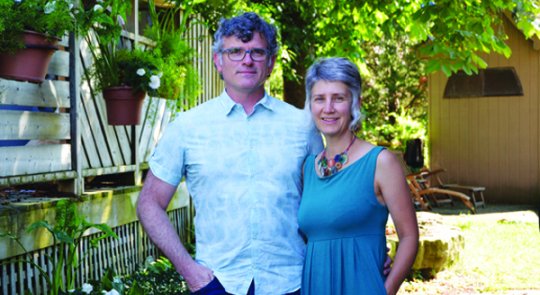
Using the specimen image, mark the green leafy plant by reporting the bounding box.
[79,1,163,95]
[0,199,118,295]
[0,0,75,53]
[68,256,188,295]
[79,0,203,111]
[359,35,428,152]
[69,267,144,295]
[123,256,189,295]
[89,47,162,95]
[144,0,200,111]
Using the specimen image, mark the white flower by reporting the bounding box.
[68,290,75,293]
[96,0,104,2]
[44,1,56,14]
[93,4,103,12]
[81,283,93,294]
[61,0,73,10]
[102,289,120,295]
[157,72,163,78]
[149,75,161,90]
[136,68,146,76]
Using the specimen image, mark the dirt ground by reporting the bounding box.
[399,204,540,295]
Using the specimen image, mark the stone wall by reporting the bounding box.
[387,212,464,275]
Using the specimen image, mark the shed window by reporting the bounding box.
[444,67,523,98]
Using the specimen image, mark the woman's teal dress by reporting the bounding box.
[298,146,388,295]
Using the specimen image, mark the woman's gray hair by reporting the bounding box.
[304,57,363,132]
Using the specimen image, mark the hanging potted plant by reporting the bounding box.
[143,0,200,112]
[79,0,162,125]
[0,0,75,83]
[80,0,202,124]
[89,47,161,125]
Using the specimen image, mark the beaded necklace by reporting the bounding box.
[317,136,356,177]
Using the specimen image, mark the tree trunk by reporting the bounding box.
[283,66,306,109]
[281,27,308,109]
[273,1,311,109]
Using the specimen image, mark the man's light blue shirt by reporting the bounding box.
[149,91,323,295]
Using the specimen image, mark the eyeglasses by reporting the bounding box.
[221,47,269,62]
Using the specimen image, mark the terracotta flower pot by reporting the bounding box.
[102,86,146,125]
[0,30,59,83]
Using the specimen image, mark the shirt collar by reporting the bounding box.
[218,90,275,116]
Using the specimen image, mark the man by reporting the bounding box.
[137,12,323,295]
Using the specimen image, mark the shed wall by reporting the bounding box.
[428,17,540,204]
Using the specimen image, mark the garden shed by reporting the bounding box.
[427,15,540,205]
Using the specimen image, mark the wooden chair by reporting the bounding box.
[406,172,476,214]
[405,173,432,211]
[391,150,478,214]
[420,168,486,209]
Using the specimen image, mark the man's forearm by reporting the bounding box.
[137,171,214,291]
[138,198,194,273]
[136,171,194,275]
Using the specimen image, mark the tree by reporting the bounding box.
[183,0,540,149]
[360,36,428,150]
[245,0,540,108]
[185,0,540,148]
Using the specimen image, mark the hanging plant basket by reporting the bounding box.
[102,86,146,125]
[0,30,59,83]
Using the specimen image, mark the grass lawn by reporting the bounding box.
[399,205,540,295]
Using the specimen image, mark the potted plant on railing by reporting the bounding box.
[78,0,163,125]
[79,0,202,124]
[89,47,162,125]
[0,0,75,83]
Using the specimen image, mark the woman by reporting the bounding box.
[298,57,419,295]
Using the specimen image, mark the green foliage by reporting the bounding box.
[359,35,428,151]
[413,0,540,76]
[68,256,189,295]
[89,47,161,95]
[80,0,207,109]
[181,0,540,150]
[123,256,189,294]
[143,0,201,111]
[76,0,131,40]
[207,0,540,108]
[0,0,75,53]
[268,0,540,78]
[188,0,240,34]
[361,111,427,151]
[0,199,118,295]
[81,1,166,96]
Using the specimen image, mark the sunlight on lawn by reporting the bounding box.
[400,209,540,294]
[451,216,540,291]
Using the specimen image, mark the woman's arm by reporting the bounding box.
[375,150,419,295]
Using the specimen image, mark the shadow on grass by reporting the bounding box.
[426,203,540,232]
[429,203,537,215]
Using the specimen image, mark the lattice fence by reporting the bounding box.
[0,207,190,295]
